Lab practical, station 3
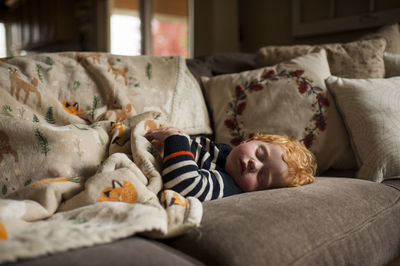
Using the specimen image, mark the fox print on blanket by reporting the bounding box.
[62,101,83,116]
[98,179,138,203]
[8,68,42,108]
[110,122,129,146]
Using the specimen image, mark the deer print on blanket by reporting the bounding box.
[9,68,42,108]
[107,58,128,86]
[0,130,18,164]
[105,104,133,122]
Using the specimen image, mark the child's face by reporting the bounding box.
[225,140,289,192]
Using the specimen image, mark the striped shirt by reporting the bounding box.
[162,135,242,202]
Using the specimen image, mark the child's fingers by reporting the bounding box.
[151,139,164,151]
[145,127,182,142]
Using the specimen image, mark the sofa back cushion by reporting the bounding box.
[256,38,387,79]
[359,23,400,54]
[186,52,257,85]
[384,52,400,77]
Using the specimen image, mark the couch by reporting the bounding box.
[1,23,400,266]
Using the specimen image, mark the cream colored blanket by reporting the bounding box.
[0,53,206,264]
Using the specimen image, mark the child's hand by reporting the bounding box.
[144,127,183,152]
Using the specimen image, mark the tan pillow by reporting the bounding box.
[202,50,351,173]
[384,52,400,77]
[326,76,400,182]
[360,23,400,54]
[256,38,387,79]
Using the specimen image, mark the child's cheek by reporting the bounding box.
[239,176,258,192]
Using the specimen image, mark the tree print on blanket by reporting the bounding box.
[224,69,329,148]
[34,128,50,155]
[32,114,40,123]
[45,107,56,124]
[146,63,152,79]
[73,80,81,91]
[1,105,12,117]
[36,64,45,82]
[36,56,55,81]
[88,96,100,120]
[45,56,54,70]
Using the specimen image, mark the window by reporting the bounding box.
[110,0,141,56]
[0,23,6,58]
[111,12,141,56]
[110,0,193,58]
[152,0,190,58]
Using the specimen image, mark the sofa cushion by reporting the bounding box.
[202,50,352,173]
[187,52,256,75]
[5,237,204,266]
[359,23,400,54]
[384,52,400,77]
[256,38,387,79]
[326,76,400,182]
[166,177,400,266]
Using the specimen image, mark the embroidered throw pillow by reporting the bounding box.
[202,50,351,173]
[256,38,387,79]
[384,52,400,77]
[326,76,400,182]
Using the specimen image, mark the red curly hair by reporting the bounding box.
[251,133,317,187]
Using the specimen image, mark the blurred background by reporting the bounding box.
[0,0,399,58]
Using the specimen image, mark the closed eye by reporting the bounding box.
[256,146,267,161]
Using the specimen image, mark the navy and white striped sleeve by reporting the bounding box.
[162,135,227,201]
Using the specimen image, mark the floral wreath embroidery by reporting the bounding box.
[224,69,329,148]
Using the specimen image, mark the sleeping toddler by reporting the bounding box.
[145,127,317,201]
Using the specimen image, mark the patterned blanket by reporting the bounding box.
[0,53,206,264]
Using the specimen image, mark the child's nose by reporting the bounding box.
[248,159,260,173]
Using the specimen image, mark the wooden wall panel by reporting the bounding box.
[4,0,108,55]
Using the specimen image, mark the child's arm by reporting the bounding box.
[162,134,222,201]
[146,128,230,201]
[144,127,183,153]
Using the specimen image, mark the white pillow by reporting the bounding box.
[384,52,400,77]
[326,76,400,182]
[202,50,352,173]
